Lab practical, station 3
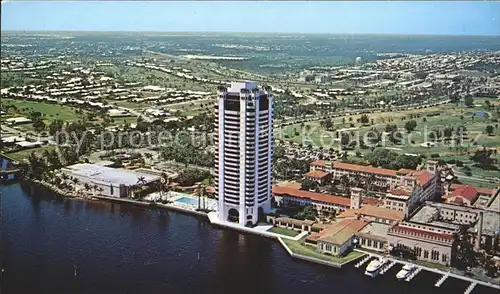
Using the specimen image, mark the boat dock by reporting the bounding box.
[379,260,397,275]
[354,255,372,268]
[464,282,477,294]
[405,267,422,282]
[435,273,449,287]
[354,250,500,291]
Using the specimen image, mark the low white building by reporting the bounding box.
[5,117,32,125]
[61,164,161,198]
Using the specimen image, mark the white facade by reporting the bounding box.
[215,82,274,226]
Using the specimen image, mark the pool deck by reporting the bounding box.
[92,195,209,217]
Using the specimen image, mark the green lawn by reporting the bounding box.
[279,104,498,153]
[267,226,301,237]
[456,178,498,189]
[112,100,150,109]
[4,145,57,163]
[282,238,364,264]
[2,99,86,122]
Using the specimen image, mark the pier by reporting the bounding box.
[379,260,397,275]
[434,273,449,287]
[464,282,477,294]
[354,250,500,291]
[354,255,372,268]
[404,267,422,282]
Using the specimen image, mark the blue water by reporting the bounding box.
[175,196,198,206]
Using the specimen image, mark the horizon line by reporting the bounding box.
[1,30,499,38]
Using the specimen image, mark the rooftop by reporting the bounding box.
[448,185,479,203]
[63,164,160,186]
[332,161,414,178]
[450,183,494,196]
[359,222,390,236]
[409,204,462,230]
[310,219,368,246]
[388,188,411,197]
[358,205,404,221]
[487,190,500,212]
[311,160,328,167]
[305,170,329,179]
[389,225,455,242]
[272,186,351,207]
[275,181,302,190]
[471,211,500,237]
[228,81,258,92]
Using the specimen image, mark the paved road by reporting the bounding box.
[1,125,53,143]
[453,171,499,184]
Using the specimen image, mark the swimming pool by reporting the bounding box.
[175,196,198,206]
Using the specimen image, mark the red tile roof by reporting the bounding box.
[388,189,411,196]
[336,205,403,221]
[416,170,434,186]
[272,186,351,206]
[362,197,380,206]
[450,184,494,196]
[450,185,479,202]
[332,162,400,177]
[311,160,327,167]
[405,170,434,186]
[358,205,404,221]
[307,219,369,245]
[389,225,454,241]
[305,170,329,179]
[397,168,414,175]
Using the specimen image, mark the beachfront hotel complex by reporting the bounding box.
[215,82,274,226]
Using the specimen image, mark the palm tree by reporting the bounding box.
[82,183,92,197]
[61,173,69,181]
[366,174,376,193]
[134,176,147,198]
[340,175,351,194]
[137,176,147,186]
[196,183,203,210]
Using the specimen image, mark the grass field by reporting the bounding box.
[277,99,499,179]
[282,238,364,264]
[267,226,301,237]
[279,102,499,152]
[4,145,57,163]
[112,100,151,109]
[2,99,87,122]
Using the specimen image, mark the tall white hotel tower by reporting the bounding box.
[215,82,274,226]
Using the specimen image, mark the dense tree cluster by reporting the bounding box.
[176,168,211,187]
[366,148,423,170]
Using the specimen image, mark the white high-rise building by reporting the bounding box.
[215,81,274,226]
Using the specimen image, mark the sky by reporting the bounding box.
[1,1,499,36]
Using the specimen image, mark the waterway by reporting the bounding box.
[1,182,497,294]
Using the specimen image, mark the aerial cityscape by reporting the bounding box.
[1,1,499,294]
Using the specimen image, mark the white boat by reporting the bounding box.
[364,258,387,277]
[396,264,416,280]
